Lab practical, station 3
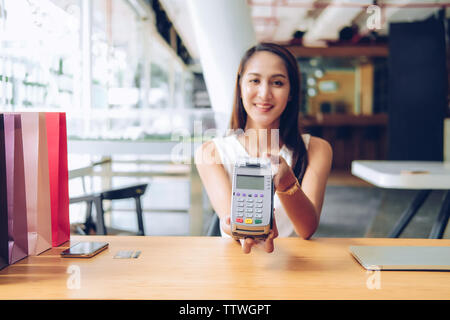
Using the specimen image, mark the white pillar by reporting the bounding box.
[81,0,92,136]
[139,20,151,110]
[187,0,256,135]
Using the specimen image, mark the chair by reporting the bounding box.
[69,159,149,235]
[70,183,148,236]
[207,214,221,236]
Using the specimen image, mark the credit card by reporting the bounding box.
[113,250,134,259]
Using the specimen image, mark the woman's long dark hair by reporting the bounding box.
[229,42,308,183]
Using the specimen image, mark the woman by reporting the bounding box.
[195,43,332,254]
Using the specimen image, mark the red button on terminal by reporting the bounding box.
[236,218,243,223]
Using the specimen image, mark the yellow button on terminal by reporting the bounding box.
[245,218,253,224]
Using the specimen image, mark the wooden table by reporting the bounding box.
[1,236,449,300]
[352,161,450,238]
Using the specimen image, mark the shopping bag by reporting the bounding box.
[3,113,28,264]
[0,114,9,270]
[46,112,70,247]
[20,112,52,255]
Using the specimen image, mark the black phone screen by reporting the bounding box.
[61,242,108,257]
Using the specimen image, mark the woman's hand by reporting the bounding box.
[241,213,278,254]
[265,153,298,192]
[220,211,279,254]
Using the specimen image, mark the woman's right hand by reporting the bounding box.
[219,214,233,237]
[220,211,278,254]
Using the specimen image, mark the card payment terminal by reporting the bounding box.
[230,158,274,240]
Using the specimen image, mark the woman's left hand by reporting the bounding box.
[265,153,298,192]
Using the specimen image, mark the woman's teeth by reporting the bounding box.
[254,104,273,110]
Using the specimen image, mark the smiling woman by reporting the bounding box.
[239,51,291,128]
[195,43,333,254]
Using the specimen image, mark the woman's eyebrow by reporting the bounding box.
[271,74,287,78]
[246,72,287,78]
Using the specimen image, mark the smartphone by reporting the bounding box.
[61,242,109,258]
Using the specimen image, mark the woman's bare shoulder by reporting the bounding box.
[307,136,333,165]
[309,136,331,150]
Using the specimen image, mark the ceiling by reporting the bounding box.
[160,0,449,62]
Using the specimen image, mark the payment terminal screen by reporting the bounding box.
[236,175,264,190]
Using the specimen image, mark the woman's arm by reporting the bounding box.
[194,141,233,235]
[274,136,333,239]
[195,140,278,253]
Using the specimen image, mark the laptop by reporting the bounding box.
[350,246,450,271]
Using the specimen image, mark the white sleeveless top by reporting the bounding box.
[212,134,311,238]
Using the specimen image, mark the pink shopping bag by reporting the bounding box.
[46,112,70,247]
[3,113,28,264]
[20,112,52,255]
[0,114,9,270]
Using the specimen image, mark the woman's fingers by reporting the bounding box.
[264,213,278,253]
[233,207,279,254]
[271,212,279,238]
[263,221,278,253]
[220,214,232,236]
[242,228,277,254]
[241,208,278,254]
[263,152,280,176]
[242,235,275,254]
[242,237,255,254]
[264,232,275,253]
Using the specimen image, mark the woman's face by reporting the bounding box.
[240,51,291,129]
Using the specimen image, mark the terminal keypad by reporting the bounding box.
[234,193,263,224]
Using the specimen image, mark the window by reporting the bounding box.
[0,0,195,140]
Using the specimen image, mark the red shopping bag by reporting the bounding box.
[46,112,70,247]
[3,114,28,264]
[0,114,9,270]
[20,112,52,255]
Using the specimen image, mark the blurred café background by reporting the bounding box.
[1,0,449,238]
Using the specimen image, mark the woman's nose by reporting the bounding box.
[257,81,272,100]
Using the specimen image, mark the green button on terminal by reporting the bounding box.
[255,219,262,224]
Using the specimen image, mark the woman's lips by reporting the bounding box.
[254,103,274,112]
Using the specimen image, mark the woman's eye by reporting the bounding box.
[249,79,259,84]
[273,80,284,86]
